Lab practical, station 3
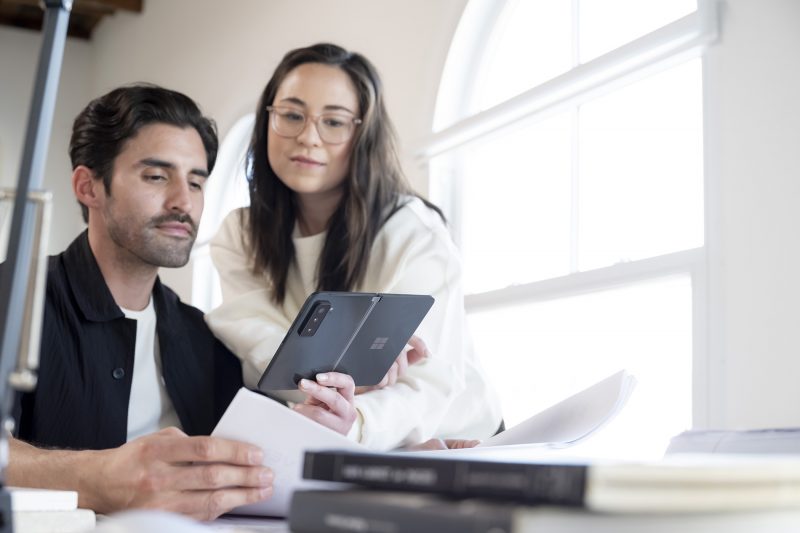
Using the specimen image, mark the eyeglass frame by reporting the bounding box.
[265,105,363,145]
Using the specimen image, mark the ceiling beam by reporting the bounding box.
[77,0,142,14]
[0,0,142,14]
[0,0,143,39]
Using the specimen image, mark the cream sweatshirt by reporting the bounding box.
[205,197,502,450]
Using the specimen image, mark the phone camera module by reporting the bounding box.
[299,301,331,336]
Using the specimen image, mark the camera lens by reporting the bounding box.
[300,301,331,336]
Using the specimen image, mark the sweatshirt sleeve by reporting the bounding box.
[351,203,470,450]
[205,210,291,389]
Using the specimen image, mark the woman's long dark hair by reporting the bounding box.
[245,43,443,304]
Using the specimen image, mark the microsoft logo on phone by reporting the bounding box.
[370,337,388,350]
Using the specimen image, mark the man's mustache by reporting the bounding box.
[150,213,198,237]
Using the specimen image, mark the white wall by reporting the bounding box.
[704,0,800,429]
[0,25,91,254]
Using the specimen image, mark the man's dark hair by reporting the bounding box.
[69,83,218,222]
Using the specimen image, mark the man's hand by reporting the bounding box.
[86,428,273,520]
[294,371,357,435]
[355,335,429,394]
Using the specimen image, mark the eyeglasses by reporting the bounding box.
[266,105,362,145]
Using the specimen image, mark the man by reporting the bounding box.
[6,84,356,520]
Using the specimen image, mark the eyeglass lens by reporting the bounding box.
[269,107,358,144]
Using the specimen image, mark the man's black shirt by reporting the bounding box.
[14,231,243,449]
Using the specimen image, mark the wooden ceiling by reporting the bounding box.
[0,0,142,40]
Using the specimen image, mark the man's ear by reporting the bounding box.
[72,165,103,210]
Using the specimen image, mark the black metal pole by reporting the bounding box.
[0,1,71,532]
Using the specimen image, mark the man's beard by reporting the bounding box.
[107,212,198,268]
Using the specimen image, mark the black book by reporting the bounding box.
[289,490,513,533]
[303,450,588,507]
[288,489,800,533]
[302,449,800,513]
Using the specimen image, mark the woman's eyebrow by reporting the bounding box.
[278,96,306,107]
[278,96,356,115]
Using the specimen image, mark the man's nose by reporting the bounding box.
[167,178,192,213]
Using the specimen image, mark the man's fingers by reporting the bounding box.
[88,432,273,517]
[166,463,273,492]
[150,435,264,466]
[169,486,274,521]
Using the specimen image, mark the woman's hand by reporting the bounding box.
[403,438,482,451]
[293,372,357,435]
[355,335,429,394]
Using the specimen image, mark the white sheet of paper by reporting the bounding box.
[478,370,636,448]
[211,388,364,517]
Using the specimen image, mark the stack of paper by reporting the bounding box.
[8,487,96,533]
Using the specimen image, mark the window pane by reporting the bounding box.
[473,0,572,112]
[452,113,572,294]
[578,60,704,271]
[468,274,692,459]
[579,0,697,62]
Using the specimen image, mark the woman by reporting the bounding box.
[206,43,502,450]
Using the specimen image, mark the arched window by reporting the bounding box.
[423,0,718,457]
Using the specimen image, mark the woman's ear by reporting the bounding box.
[72,165,103,210]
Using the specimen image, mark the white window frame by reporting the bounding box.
[418,0,719,428]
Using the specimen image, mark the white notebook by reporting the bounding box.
[13,509,96,533]
[7,487,78,512]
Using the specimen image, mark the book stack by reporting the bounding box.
[8,487,95,533]
[287,450,800,532]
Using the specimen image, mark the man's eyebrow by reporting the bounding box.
[278,97,356,115]
[138,157,209,178]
